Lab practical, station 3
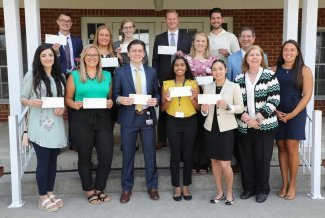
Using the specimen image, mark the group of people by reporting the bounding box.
[20,7,313,212]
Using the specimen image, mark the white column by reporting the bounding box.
[283,0,299,42]
[301,0,318,115]
[3,0,23,115]
[24,0,41,71]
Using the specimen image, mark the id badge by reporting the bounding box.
[175,112,185,118]
[146,119,153,125]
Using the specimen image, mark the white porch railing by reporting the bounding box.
[299,110,324,199]
[8,107,34,208]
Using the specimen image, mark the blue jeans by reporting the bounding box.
[32,142,60,195]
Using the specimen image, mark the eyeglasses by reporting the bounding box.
[85,54,99,59]
[58,19,72,24]
[123,26,134,31]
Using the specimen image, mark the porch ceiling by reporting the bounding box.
[1,0,325,10]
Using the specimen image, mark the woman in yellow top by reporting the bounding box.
[161,56,199,201]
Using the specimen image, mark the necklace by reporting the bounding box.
[86,72,98,80]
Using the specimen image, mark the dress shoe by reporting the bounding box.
[210,193,225,203]
[155,142,167,150]
[148,189,159,200]
[182,192,192,201]
[240,191,255,199]
[256,194,267,203]
[173,192,182,201]
[120,191,132,204]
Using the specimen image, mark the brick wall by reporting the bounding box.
[0,104,9,122]
[0,8,324,121]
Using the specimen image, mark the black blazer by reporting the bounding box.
[152,29,192,84]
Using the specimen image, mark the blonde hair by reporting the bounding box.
[189,32,211,59]
[242,45,267,73]
[79,44,103,83]
[93,25,115,58]
[120,18,135,43]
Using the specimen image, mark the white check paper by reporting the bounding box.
[41,97,64,108]
[45,34,67,45]
[120,44,128,53]
[129,94,152,105]
[158,46,177,55]
[169,86,192,98]
[83,98,107,109]
[195,76,213,86]
[210,40,230,57]
[101,57,119,67]
[198,94,221,104]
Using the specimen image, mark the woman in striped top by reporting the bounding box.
[234,45,280,203]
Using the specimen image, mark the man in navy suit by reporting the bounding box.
[227,26,268,173]
[52,13,83,75]
[52,13,83,151]
[114,40,160,204]
[152,10,192,149]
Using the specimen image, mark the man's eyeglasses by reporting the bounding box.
[58,19,72,24]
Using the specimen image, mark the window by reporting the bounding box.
[0,30,8,102]
[315,30,325,99]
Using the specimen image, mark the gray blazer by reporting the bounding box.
[202,79,244,132]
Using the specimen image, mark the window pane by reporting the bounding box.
[1,67,8,81]
[0,34,5,49]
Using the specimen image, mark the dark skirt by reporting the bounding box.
[205,119,234,161]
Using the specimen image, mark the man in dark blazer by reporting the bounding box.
[52,13,83,75]
[52,13,83,151]
[114,40,160,204]
[152,10,192,149]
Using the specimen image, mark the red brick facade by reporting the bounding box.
[0,8,324,121]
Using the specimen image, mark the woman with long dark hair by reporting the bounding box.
[21,44,66,212]
[272,40,313,200]
[161,56,199,201]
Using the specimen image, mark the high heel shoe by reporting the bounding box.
[210,193,225,203]
[182,191,192,201]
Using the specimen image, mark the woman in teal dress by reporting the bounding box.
[21,44,66,212]
[65,44,114,205]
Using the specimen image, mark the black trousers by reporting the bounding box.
[167,114,197,187]
[238,128,275,195]
[71,109,114,192]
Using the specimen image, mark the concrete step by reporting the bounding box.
[1,144,290,173]
[1,167,324,197]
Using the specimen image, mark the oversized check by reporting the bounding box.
[41,97,64,108]
[198,94,221,104]
[45,34,67,45]
[158,46,177,55]
[169,86,192,98]
[195,76,213,86]
[83,98,107,109]
[101,57,119,67]
[129,94,152,105]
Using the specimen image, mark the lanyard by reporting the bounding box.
[174,79,186,106]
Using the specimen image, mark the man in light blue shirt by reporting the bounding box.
[227,26,268,82]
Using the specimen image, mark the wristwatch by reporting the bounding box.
[225,105,231,111]
[256,117,261,123]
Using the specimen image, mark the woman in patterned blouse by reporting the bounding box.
[235,45,280,203]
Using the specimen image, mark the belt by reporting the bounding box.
[135,109,149,115]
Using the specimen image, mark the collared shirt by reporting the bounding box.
[208,28,240,62]
[59,32,75,70]
[245,66,263,120]
[241,48,246,58]
[168,29,179,47]
[130,63,148,109]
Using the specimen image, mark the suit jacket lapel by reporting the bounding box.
[163,32,169,46]
[144,66,150,94]
[126,64,136,92]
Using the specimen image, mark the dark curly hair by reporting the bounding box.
[32,44,65,98]
[167,56,194,81]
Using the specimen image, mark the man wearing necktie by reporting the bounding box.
[152,10,192,150]
[52,13,83,152]
[114,40,161,204]
[52,13,83,76]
